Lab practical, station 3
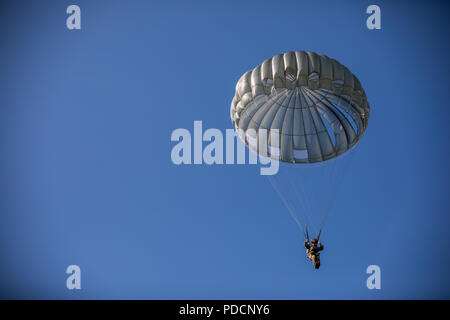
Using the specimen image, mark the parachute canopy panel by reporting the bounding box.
[230,51,370,163]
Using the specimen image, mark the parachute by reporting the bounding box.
[230,51,370,240]
[231,51,369,163]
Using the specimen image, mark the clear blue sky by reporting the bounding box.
[0,0,449,299]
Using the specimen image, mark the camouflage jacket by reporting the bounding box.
[304,241,324,255]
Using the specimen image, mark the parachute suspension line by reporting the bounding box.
[267,175,304,231]
[317,157,338,236]
[274,174,313,232]
[318,148,358,238]
[273,174,304,230]
[324,147,357,220]
[286,174,315,232]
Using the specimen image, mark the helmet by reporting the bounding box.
[311,238,318,244]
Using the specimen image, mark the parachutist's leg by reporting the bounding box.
[311,255,320,269]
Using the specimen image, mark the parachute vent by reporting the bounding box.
[286,73,296,82]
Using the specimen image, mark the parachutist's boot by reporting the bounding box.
[312,255,320,269]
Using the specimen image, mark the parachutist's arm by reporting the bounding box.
[318,243,324,251]
[304,241,310,249]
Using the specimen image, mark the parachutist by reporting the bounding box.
[231,51,370,259]
[304,238,324,269]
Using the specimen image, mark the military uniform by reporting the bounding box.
[304,241,324,268]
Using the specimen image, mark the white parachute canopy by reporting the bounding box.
[230,51,370,164]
